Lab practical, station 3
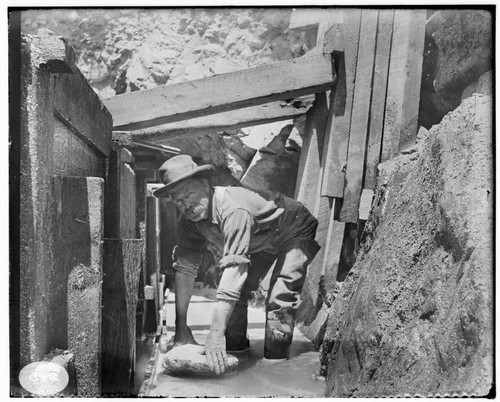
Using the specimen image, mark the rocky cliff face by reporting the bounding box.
[20,9,307,96]
[321,91,493,397]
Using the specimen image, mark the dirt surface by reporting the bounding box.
[321,93,493,397]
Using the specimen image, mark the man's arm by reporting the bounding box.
[205,263,248,374]
[205,299,236,375]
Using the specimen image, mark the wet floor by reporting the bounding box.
[140,290,325,397]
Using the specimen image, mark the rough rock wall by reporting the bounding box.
[419,9,492,128]
[20,8,307,97]
[321,93,493,397]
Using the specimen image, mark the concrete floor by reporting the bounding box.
[138,288,325,397]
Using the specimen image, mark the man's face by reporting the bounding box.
[168,178,210,222]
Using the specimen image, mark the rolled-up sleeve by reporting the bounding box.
[172,218,205,278]
[216,209,253,300]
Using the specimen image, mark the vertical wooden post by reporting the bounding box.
[295,92,331,335]
[321,209,346,300]
[159,197,178,288]
[322,8,362,198]
[101,239,143,396]
[104,148,136,239]
[364,9,395,190]
[381,9,426,161]
[135,171,148,340]
[60,177,104,397]
[339,9,379,222]
[144,194,161,333]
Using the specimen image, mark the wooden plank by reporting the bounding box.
[135,172,148,339]
[145,196,161,332]
[322,8,362,198]
[120,163,136,238]
[61,177,104,397]
[102,54,335,131]
[295,92,330,334]
[159,198,178,283]
[102,239,143,396]
[381,10,426,161]
[104,149,137,239]
[321,209,345,301]
[358,188,374,221]
[104,150,121,238]
[295,92,328,207]
[124,97,314,141]
[364,9,395,190]
[339,9,379,223]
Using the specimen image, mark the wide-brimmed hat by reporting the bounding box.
[153,154,214,198]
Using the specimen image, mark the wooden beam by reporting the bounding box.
[321,208,345,301]
[145,196,161,333]
[295,93,328,205]
[102,54,335,131]
[322,9,361,198]
[364,9,394,190]
[102,239,143,396]
[340,9,379,223]
[358,188,374,221]
[104,149,137,238]
[59,177,104,397]
[135,171,148,340]
[381,10,426,161]
[125,96,314,142]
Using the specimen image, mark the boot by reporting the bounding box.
[264,310,295,359]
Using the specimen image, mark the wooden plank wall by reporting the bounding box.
[292,8,426,339]
[382,9,427,161]
[102,239,143,396]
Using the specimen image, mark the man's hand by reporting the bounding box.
[205,329,228,375]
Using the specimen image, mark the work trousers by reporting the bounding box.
[225,236,320,359]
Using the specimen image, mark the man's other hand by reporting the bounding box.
[205,329,228,375]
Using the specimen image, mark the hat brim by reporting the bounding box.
[153,164,215,198]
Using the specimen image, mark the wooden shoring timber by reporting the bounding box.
[135,171,148,340]
[104,148,137,239]
[102,54,336,131]
[294,92,330,321]
[364,9,395,190]
[321,8,362,198]
[339,9,379,223]
[101,239,143,396]
[145,195,161,332]
[321,204,346,302]
[381,9,426,161]
[60,177,104,398]
[358,188,374,221]
[122,97,315,142]
[295,92,329,207]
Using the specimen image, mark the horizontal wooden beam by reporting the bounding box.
[102,54,335,131]
[123,96,314,142]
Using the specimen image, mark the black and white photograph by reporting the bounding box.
[8,4,494,398]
